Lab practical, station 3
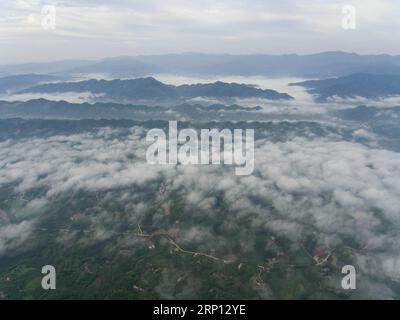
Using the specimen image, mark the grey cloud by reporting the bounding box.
[1,0,400,63]
[0,220,33,255]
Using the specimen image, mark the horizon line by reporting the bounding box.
[1,50,400,67]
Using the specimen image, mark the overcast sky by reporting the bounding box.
[1,0,399,64]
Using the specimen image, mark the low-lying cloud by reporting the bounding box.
[1,123,400,297]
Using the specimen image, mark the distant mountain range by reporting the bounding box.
[0,98,266,121]
[290,73,400,101]
[0,74,65,94]
[18,77,293,101]
[2,52,400,78]
[335,105,400,121]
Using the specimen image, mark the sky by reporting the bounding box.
[0,0,399,64]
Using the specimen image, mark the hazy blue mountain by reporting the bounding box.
[20,77,293,101]
[335,105,400,121]
[74,52,400,77]
[290,73,400,101]
[0,98,161,120]
[0,99,271,122]
[0,74,64,93]
[2,52,400,78]
[176,81,292,100]
[68,56,165,77]
[0,60,91,76]
[134,52,400,77]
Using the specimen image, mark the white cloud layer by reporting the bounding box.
[1,124,400,297]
